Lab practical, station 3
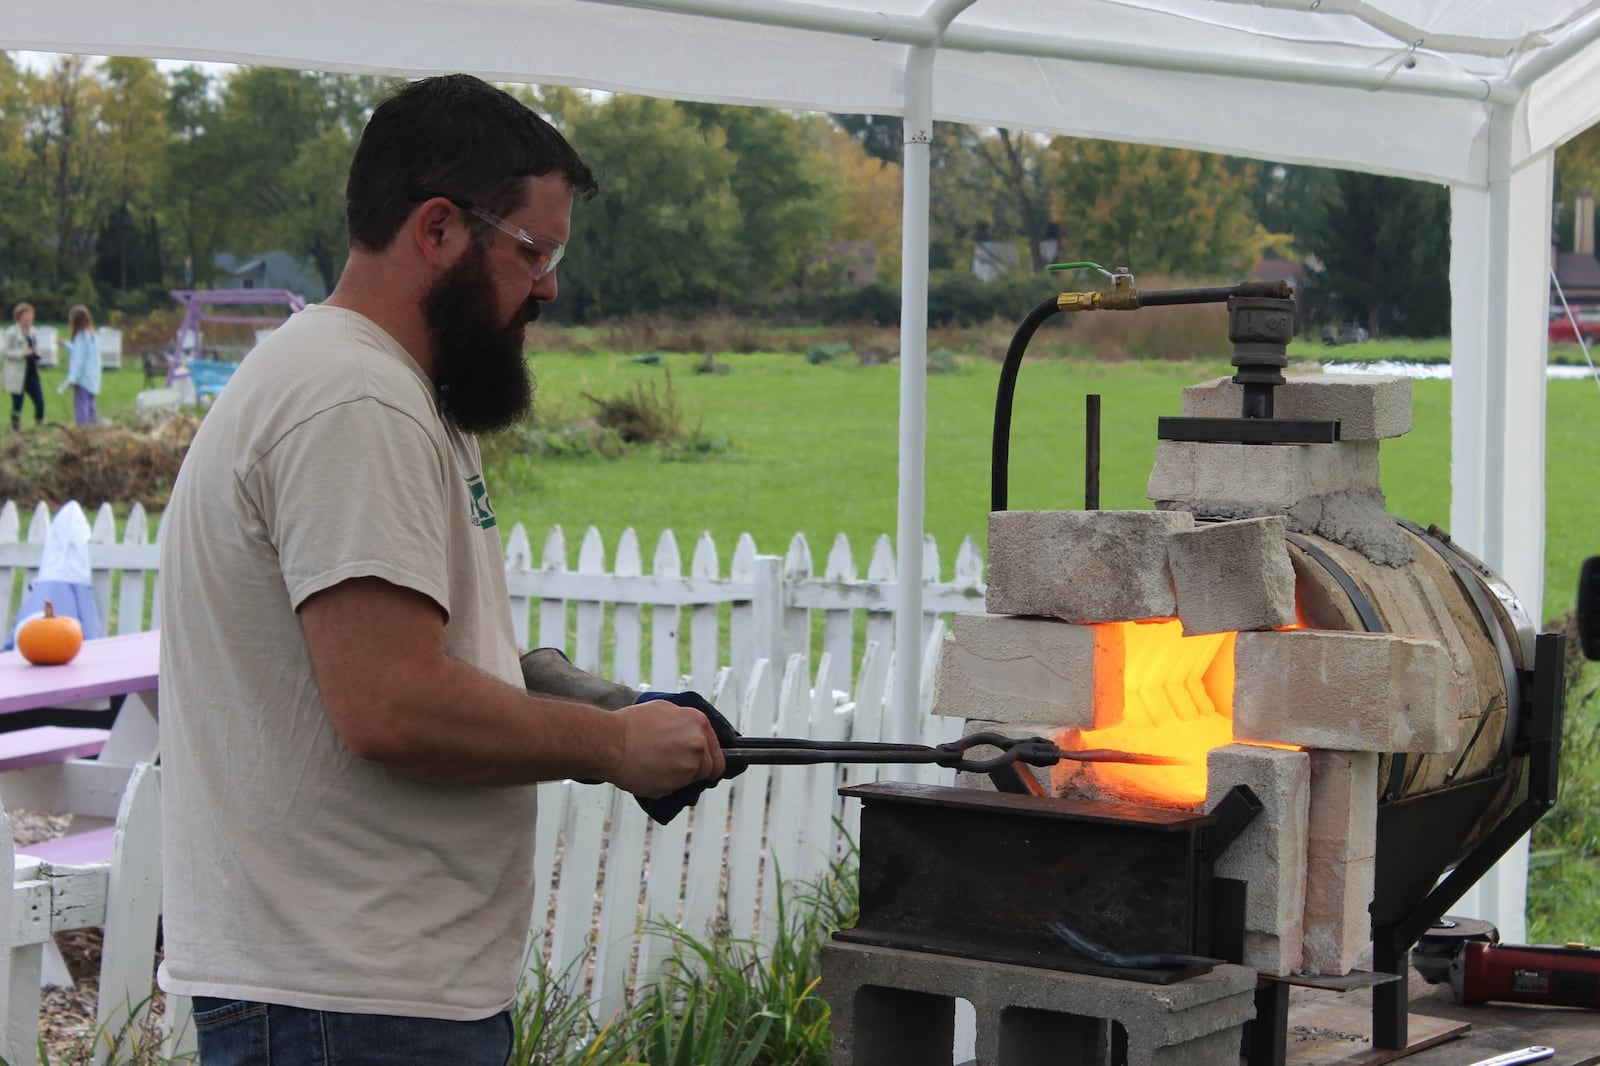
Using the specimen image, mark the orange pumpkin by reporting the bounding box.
[17,600,84,666]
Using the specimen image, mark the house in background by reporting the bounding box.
[211,251,328,301]
[971,237,1060,281]
[1552,189,1600,310]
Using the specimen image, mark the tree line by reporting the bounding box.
[5,53,1594,336]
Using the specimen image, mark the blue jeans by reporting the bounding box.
[192,998,514,1065]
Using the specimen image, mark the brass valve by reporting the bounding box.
[1056,271,1139,312]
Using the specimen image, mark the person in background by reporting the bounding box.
[58,305,101,426]
[2,302,45,431]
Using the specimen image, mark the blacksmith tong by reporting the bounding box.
[519,648,1180,776]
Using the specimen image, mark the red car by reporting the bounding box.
[1549,309,1600,344]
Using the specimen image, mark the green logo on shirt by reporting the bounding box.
[466,474,497,529]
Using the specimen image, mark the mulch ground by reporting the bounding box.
[9,808,170,1064]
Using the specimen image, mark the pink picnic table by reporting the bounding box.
[0,629,160,716]
[0,630,161,832]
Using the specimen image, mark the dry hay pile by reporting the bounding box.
[0,414,199,511]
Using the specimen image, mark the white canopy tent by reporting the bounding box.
[12,1,1600,939]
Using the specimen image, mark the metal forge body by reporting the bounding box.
[820,281,1567,1065]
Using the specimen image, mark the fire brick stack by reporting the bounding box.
[931,373,1461,982]
[820,373,1473,1066]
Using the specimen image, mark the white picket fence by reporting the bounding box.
[0,498,982,1046]
[2,499,986,696]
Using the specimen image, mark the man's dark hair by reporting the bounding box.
[346,74,598,251]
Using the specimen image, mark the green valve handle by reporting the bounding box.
[1046,261,1114,276]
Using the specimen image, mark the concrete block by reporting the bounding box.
[1169,516,1297,635]
[1182,374,1413,441]
[1232,630,1456,752]
[930,613,1116,726]
[1306,750,1379,863]
[821,941,1256,1066]
[1206,744,1309,975]
[1301,853,1375,976]
[987,510,1194,623]
[1147,440,1380,509]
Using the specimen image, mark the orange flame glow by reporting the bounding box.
[1055,619,1235,809]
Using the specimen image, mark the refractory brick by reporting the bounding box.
[1168,516,1297,635]
[1306,750,1379,864]
[1181,374,1412,441]
[1206,744,1309,975]
[930,613,1118,726]
[1147,440,1380,510]
[986,510,1194,623]
[1301,853,1376,975]
[1232,630,1456,752]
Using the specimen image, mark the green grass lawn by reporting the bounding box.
[486,348,1596,620]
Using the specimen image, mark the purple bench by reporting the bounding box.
[0,726,109,772]
[17,824,117,865]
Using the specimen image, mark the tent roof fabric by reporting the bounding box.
[9,1,1600,185]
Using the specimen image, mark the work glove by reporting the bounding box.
[632,689,746,825]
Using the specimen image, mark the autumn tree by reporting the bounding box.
[0,54,40,288]
[558,94,742,319]
[160,64,227,288]
[94,58,169,293]
[20,55,117,294]
[1049,137,1265,279]
[813,120,902,284]
[679,102,837,299]
[200,68,380,290]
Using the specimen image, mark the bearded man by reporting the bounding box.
[156,74,724,1066]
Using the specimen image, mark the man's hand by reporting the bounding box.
[605,698,726,798]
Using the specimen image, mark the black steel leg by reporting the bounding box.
[1372,928,1408,1050]
[1245,980,1288,1066]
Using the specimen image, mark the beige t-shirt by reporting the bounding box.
[156,304,534,1020]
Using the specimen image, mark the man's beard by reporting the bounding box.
[423,245,538,434]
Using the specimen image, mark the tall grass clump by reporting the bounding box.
[512,850,858,1066]
[34,994,194,1066]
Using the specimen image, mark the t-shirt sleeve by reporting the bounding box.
[247,397,454,617]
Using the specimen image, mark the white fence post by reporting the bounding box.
[537,525,568,653]
[650,531,682,690]
[503,522,534,651]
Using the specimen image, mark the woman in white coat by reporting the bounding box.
[1,302,44,431]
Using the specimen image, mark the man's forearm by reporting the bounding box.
[325,647,628,786]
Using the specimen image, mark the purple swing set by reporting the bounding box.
[162,288,308,400]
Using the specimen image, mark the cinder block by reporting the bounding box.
[987,510,1193,623]
[1169,516,1297,635]
[1232,630,1456,752]
[1207,744,1309,975]
[1306,750,1379,863]
[1147,440,1380,509]
[930,613,1117,726]
[821,941,1256,1066]
[1182,374,1413,441]
[1301,853,1375,975]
